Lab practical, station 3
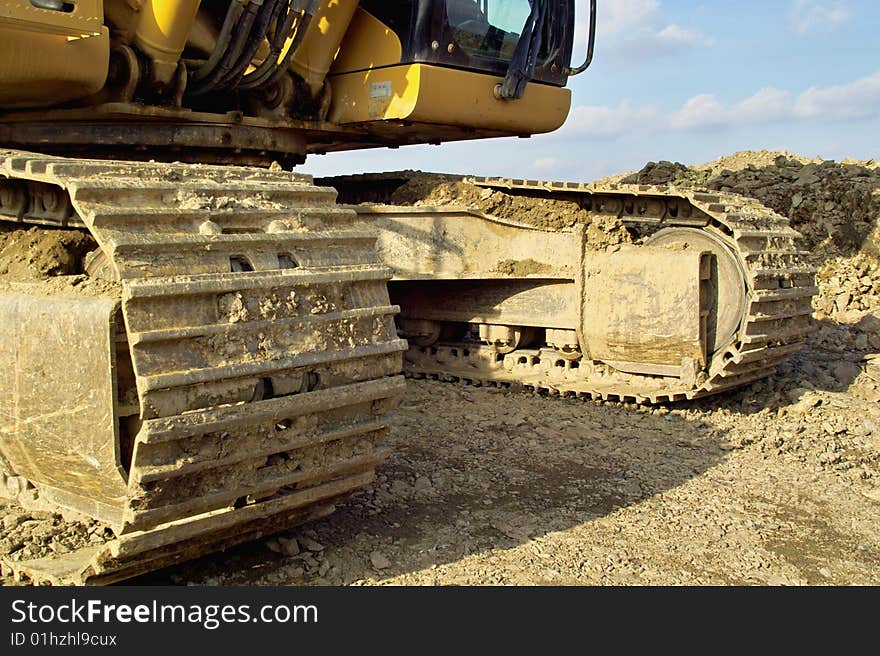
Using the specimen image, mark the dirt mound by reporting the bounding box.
[814,255,880,320]
[617,151,880,259]
[702,156,879,258]
[388,173,631,249]
[0,226,97,280]
[617,160,692,186]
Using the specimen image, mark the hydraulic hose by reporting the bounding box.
[216,0,285,89]
[237,0,302,90]
[497,0,548,100]
[262,0,322,89]
[189,0,263,96]
[190,0,248,83]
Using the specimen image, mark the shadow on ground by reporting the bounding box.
[131,379,732,585]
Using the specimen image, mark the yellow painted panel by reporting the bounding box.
[331,8,403,74]
[289,0,360,94]
[0,25,109,108]
[329,64,571,135]
[135,0,201,60]
[0,0,103,37]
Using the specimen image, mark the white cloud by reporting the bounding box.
[532,157,564,173]
[734,88,792,123]
[560,71,880,139]
[654,24,711,48]
[790,0,850,35]
[604,0,660,35]
[794,71,880,119]
[669,94,727,131]
[590,0,714,58]
[670,88,791,131]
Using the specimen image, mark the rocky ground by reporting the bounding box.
[1,151,879,586]
[128,369,880,586]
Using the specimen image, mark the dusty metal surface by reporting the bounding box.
[644,226,747,357]
[581,247,708,372]
[333,175,817,404]
[0,103,518,167]
[0,288,128,525]
[392,279,579,330]
[342,204,581,281]
[0,150,407,584]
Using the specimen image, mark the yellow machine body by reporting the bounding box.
[329,62,570,133]
[290,0,360,95]
[133,0,203,84]
[327,8,570,133]
[0,1,572,147]
[0,0,109,107]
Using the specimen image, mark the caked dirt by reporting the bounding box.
[0,226,120,298]
[388,172,632,249]
[0,225,96,280]
[2,151,879,586]
[390,173,587,230]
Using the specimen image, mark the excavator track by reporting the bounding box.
[378,176,818,404]
[0,151,406,584]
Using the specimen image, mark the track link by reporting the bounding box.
[402,178,817,403]
[0,151,406,584]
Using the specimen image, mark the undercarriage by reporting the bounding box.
[329,173,818,402]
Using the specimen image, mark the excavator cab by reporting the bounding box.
[356,0,574,88]
[327,0,581,138]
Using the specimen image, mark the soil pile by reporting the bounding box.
[0,500,110,565]
[615,151,880,258]
[0,226,96,279]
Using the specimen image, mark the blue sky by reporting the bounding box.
[303,0,880,181]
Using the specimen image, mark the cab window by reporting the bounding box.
[446,1,531,63]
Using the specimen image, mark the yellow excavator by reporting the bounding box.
[0,1,815,584]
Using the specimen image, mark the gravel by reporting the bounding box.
[123,368,879,586]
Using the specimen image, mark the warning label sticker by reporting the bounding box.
[370,81,393,99]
